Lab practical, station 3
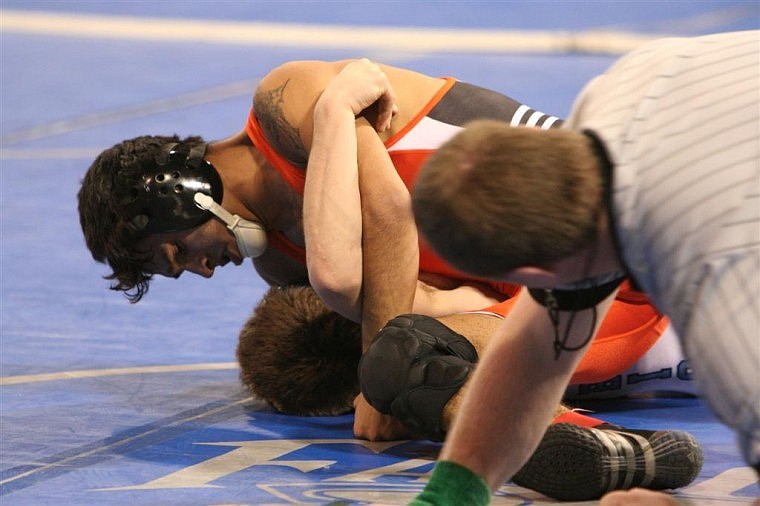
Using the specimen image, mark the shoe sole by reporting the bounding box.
[512,422,704,501]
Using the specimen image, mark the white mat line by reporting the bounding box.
[1,9,663,55]
[1,78,259,145]
[0,147,106,159]
[0,362,239,386]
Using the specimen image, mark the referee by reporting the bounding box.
[411,30,759,505]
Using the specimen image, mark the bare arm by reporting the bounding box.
[411,279,502,318]
[305,60,400,324]
[255,60,475,324]
[305,61,419,440]
[355,118,418,348]
[253,60,359,319]
[350,104,421,442]
[440,288,618,490]
[255,60,398,322]
[304,81,365,321]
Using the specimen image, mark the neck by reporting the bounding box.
[207,132,300,232]
[587,218,625,279]
[544,217,624,288]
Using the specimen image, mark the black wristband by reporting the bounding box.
[528,276,624,312]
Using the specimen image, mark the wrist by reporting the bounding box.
[314,90,355,123]
[410,460,491,506]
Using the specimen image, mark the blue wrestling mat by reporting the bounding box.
[1,385,756,504]
[1,1,758,504]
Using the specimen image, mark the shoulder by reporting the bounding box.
[252,60,350,164]
[256,60,340,97]
[255,59,431,98]
[252,60,439,162]
[253,60,349,118]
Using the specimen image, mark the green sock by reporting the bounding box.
[409,460,491,506]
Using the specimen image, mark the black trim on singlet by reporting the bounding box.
[427,81,564,128]
[583,129,643,293]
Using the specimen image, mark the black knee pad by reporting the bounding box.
[358,314,477,441]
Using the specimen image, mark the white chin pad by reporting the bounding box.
[232,221,267,258]
[193,193,267,258]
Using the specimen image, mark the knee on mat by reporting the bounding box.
[359,314,477,441]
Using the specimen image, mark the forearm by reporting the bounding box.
[356,120,418,349]
[439,290,614,490]
[304,96,363,321]
[441,322,571,489]
[411,280,502,318]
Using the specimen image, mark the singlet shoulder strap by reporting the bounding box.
[246,111,307,194]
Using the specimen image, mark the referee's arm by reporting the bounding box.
[437,286,618,491]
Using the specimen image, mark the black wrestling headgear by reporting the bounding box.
[123,143,223,236]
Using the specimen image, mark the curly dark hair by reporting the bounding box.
[77,135,205,302]
[237,286,362,416]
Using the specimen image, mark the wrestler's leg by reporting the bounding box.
[244,287,704,500]
[361,312,703,501]
[566,325,698,400]
[465,292,696,402]
[438,311,606,432]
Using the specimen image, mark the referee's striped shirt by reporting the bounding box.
[568,30,759,463]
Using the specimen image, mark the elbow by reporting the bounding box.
[308,267,362,322]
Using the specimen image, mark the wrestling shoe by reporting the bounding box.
[512,422,704,501]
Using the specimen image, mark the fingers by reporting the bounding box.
[353,392,366,410]
[353,394,412,441]
[376,86,399,132]
[321,58,399,131]
[600,489,681,506]
[355,59,398,132]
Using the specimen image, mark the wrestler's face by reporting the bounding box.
[138,218,244,279]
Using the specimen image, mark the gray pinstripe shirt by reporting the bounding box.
[567,30,759,462]
[568,31,759,336]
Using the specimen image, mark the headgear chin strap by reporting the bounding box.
[193,193,268,258]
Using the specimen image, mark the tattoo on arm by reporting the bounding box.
[254,80,308,164]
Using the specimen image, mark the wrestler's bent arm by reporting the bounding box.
[255,60,370,320]
[306,62,417,440]
[349,117,420,441]
[304,71,365,320]
[256,60,495,322]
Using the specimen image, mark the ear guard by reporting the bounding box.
[194,193,267,258]
[123,143,223,235]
